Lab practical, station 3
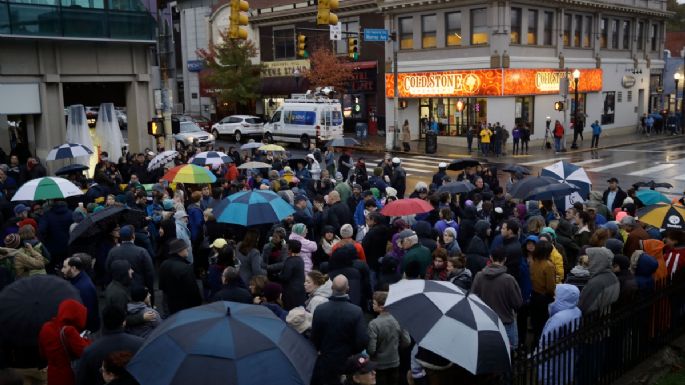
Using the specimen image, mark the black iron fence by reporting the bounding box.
[512,274,685,385]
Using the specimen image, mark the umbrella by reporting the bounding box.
[501,165,531,175]
[237,161,272,170]
[163,164,217,184]
[385,280,510,374]
[213,190,295,226]
[633,180,674,190]
[508,176,568,200]
[148,150,179,172]
[55,163,89,176]
[379,198,433,216]
[541,161,592,210]
[127,301,316,385]
[69,206,146,244]
[636,203,685,230]
[0,275,81,348]
[189,151,233,167]
[521,182,580,201]
[446,158,481,171]
[636,190,671,205]
[437,181,475,194]
[46,143,93,161]
[287,158,307,168]
[240,141,263,150]
[325,137,360,147]
[12,177,83,201]
[258,144,286,152]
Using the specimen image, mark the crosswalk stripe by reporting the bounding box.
[413,155,451,161]
[572,158,604,166]
[520,157,569,165]
[403,166,435,173]
[588,160,637,172]
[628,163,677,176]
[674,174,685,181]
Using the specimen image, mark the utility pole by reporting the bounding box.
[157,1,174,151]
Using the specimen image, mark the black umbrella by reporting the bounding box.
[55,163,89,176]
[446,158,481,171]
[69,206,146,244]
[520,182,580,201]
[437,181,476,194]
[508,176,566,200]
[0,275,81,348]
[501,165,531,175]
[633,180,674,190]
[287,158,307,168]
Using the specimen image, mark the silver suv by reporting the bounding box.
[174,121,215,149]
[211,115,264,143]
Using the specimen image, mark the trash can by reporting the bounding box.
[425,131,437,154]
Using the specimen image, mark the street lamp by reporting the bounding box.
[571,69,581,149]
[675,73,681,114]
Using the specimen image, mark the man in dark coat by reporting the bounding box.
[105,225,155,304]
[104,260,133,315]
[75,305,144,385]
[211,266,253,304]
[390,158,406,198]
[500,219,523,283]
[62,256,100,332]
[279,239,306,310]
[361,212,389,274]
[38,200,73,268]
[602,177,628,214]
[458,205,478,250]
[465,220,491,275]
[323,191,353,235]
[311,274,369,385]
[159,239,202,315]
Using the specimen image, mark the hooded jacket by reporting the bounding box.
[578,247,620,314]
[632,251,658,294]
[555,220,580,271]
[465,220,491,274]
[457,206,478,250]
[306,279,332,314]
[104,260,132,314]
[642,239,668,284]
[414,220,438,253]
[471,264,522,323]
[38,201,73,262]
[38,299,91,385]
[665,243,685,279]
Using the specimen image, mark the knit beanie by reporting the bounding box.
[292,223,307,236]
[4,233,20,249]
[340,224,354,238]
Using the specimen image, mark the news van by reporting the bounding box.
[262,97,344,150]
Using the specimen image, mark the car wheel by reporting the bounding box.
[212,129,220,140]
[234,131,242,143]
[301,135,310,151]
[263,132,273,143]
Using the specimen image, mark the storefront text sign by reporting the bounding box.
[261,60,311,78]
[386,68,603,98]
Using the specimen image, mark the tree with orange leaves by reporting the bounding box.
[303,48,354,92]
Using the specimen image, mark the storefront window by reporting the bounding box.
[471,8,488,45]
[422,14,436,48]
[527,10,537,45]
[400,17,413,49]
[419,97,487,137]
[515,96,534,134]
[510,8,521,44]
[445,11,462,46]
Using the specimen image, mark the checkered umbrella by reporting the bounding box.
[385,280,511,375]
[46,143,93,161]
[189,151,233,167]
[148,151,179,172]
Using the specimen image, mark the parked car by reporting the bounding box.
[174,121,215,149]
[211,115,264,143]
[172,114,212,132]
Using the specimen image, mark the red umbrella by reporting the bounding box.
[380,198,433,216]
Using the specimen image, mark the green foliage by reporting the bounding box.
[667,0,685,32]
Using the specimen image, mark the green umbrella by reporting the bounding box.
[12,177,83,201]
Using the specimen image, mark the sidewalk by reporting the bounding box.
[351,125,679,161]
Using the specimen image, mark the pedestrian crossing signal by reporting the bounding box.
[554,101,565,111]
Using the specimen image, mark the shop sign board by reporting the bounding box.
[261,59,310,78]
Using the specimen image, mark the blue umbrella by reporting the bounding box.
[522,182,580,201]
[127,301,316,385]
[541,160,592,209]
[213,190,295,226]
[636,189,670,205]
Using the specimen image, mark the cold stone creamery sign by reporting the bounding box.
[386,68,603,98]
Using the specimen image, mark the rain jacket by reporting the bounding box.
[471,264,522,324]
[642,239,668,284]
[38,202,73,264]
[305,279,332,314]
[537,284,582,385]
[665,243,685,279]
[38,299,91,385]
[578,247,619,314]
[289,232,317,274]
[465,220,490,274]
[0,246,47,278]
[631,251,658,295]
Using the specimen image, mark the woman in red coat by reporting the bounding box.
[38,299,92,385]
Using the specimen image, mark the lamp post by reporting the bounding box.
[675,73,681,115]
[571,69,581,149]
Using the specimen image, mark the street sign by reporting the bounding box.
[330,22,341,41]
[364,28,388,42]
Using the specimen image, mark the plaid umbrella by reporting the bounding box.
[148,151,179,171]
[163,164,217,184]
[636,203,685,230]
[189,151,234,167]
[385,280,510,375]
[213,190,294,226]
[46,143,93,161]
[12,177,83,201]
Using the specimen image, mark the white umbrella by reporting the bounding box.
[189,151,233,167]
[12,177,83,201]
[240,141,263,150]
[46,143,94,161]
[237,161,271,170]
[541,160,592,210]
[148,151,179,171]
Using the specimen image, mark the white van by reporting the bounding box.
[262,98,344,150]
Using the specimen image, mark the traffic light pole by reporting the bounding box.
[157,3,174,152]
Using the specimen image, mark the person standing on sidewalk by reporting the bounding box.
[591,120,602,148]
[466,125,475,153]
[553,120,564,153]
[493,122,502,157]
[512,124,522,155]
[401,120,411,152]
[571,117,584,149]
[645,115,654,136]
[479,124,492,157]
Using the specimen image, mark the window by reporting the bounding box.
[583,16,592,48]
[471,8,488,45]
[270,111,281,123]
[273,28,295,59]
[511,8,521,44]
[563,14,571,46]
[573,15,582,46]
[543,11,553,45]
[527,10,538,45]
[622,20,630,49]
[600,18,608,48]
[515,96,535,134]
[446,12,462,46]
[637,21,644,50]
[617,91,622,103]
[650,23,658,51]
[422,14,437,48]
[611,19,619,49]
[627,90,633,102]
[336,21,359,55]
[399,17,413,49]
[601,91,615,125]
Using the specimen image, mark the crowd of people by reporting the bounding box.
[0,143,684,385]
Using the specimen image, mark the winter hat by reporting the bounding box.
[613,255,631,271]
[263,282,283,302]
[211,238,228,249]
[163,199,175,211]
[443,227,457,239]
[373,167,383,176]
[168,239,189,255]
[4,233,20,249]
[540,227,557,240]
[340,224,354,238]
[286,307,312,334]
[370,188,380,200]
[615,211,628,223]
[605,238,624,256]
[93,206,105,214]
[623,197,634,205]
[345,354,377,375]
[13,204,30,216]
[602,221,619,235]
[465,200,474,206]
[17,218,38,232]
[385,187,397,198]
[335,172,343,181]
[525,235,539,244]
[292,223,307,236]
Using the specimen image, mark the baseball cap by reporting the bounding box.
[392,157,401,164]
[211,238,228,249]
[438,162,447,168]
[174,211,189,220]
[13,204,30,216]
[345,354,377,375]
[607,177,619,183]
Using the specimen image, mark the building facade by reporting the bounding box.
[380,0,669,147]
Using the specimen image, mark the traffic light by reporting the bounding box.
[317,0,338,26]
[297,33,308,58]
[348,37,358,60]
[229,0,249,40]
[554,101,565,111]
[353,96,361,113]
[147,118,163,137]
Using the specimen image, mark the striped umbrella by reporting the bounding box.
[189,151,233,167]
[162,164,217,184]
[148,151,179,171]
[541,160,591,210]
[636,203,685,230]
[213,190,294,226]
[385,279,510,374]
[12,177,83,201]
[46,143,93,161]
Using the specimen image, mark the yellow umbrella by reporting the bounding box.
[636,203,685,230]
[258,144,286,152]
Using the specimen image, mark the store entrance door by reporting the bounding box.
[419,99,431,140]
